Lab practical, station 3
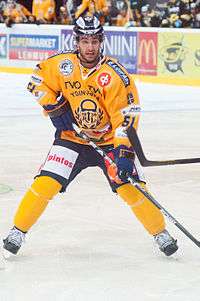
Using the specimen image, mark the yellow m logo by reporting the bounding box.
[138,39,157,66]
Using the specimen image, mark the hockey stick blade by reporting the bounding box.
[127,127,200,167]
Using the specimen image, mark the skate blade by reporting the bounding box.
[2,248,13,259]
[0,249,6,269]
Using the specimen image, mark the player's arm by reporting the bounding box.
[105,74,140,148]
[75,0,89,19]
[104,72,141,183]
[27,61,75,130]
[21,5,32,17]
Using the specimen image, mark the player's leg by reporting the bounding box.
[3,176,62,254]
[117,183,178,256]
[117,182,165,234]
[14,176,61,232]
[99,146,178,256]
[3,140,85,255]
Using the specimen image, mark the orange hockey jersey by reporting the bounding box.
[32,0,55,22]
[28,52,141,147]
[75,0,108,19]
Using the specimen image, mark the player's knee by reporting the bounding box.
[31,176,62,200]
[116,182,147,206]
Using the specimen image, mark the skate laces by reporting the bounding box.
[154,230,175,249]
[7,228,25,247]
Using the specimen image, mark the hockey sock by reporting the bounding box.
[14,176,62,232]
[117,183,165,235]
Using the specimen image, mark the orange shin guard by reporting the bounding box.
[117,183,165,235]
[14,176,62,232]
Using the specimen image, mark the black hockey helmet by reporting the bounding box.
[73,15,104,42]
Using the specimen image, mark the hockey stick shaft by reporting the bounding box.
[127,127,200,166]
[133,183,200,247]
[73,123,200,248]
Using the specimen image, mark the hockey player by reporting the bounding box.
[3,16,178,257]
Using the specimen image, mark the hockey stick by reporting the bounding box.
[72,123,200,248]
[127,127,200,167]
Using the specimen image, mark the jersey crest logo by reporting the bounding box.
[59,59,73,76]
[97,72,111,87]
[75,99,103,129]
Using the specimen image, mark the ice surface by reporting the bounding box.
[0,73,200,301]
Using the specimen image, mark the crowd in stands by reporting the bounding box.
[0,0,199,28]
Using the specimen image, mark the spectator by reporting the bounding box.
[179,0,195,26]
[192,2,200,27]
[115,0,133,27]
[3,0,34,27]
[32,0,56,24]
[179,0,194,14]
[169,13,182,27]
[0,0,6,22]
[75,0,108,23]
[57,5,71,24]
[130,0,147,10]
[140,4,152,26]
[61,0,81,24]
[160,18,171,27]
[1,0,199,28]
[149,9,162,27]
[131,6,143,26]
[104,0,119,25]
[105,0,133,26]
[180,11,193,26]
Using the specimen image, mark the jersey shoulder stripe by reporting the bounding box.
[106,59,130,87]
[47,49,76,60]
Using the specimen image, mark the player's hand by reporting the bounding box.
[49,105,75,131]
[105,145,135,184]
[43,96,76,131]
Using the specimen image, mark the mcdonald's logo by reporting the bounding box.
[138,39,157,66]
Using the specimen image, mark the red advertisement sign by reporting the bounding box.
[9,49,56,61]
[137,32,158,76]
[9,34,59,61]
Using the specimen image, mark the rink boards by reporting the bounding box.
[0,24,200,86]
